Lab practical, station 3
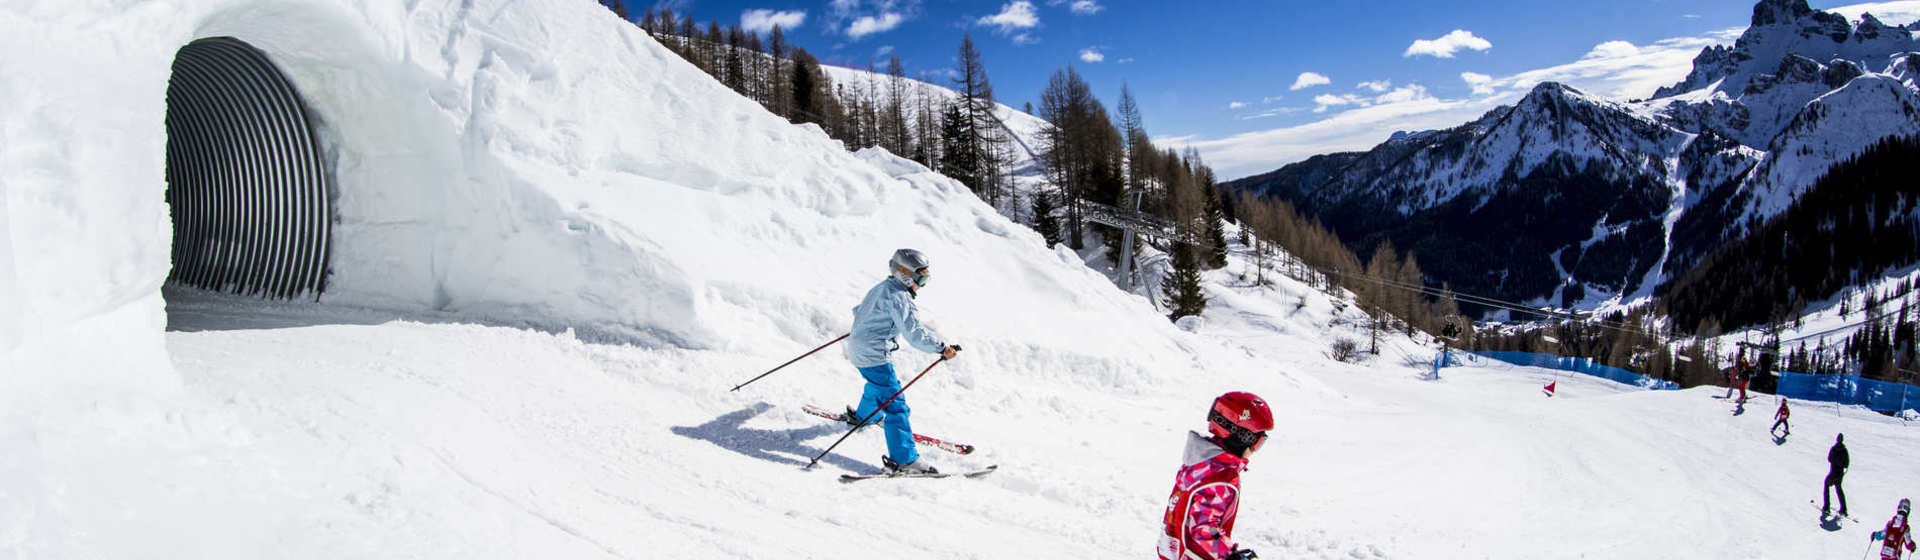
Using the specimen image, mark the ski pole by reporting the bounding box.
[729,333,850,392]
[806,351,954,469]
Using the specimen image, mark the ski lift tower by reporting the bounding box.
[1083,192,1177,291]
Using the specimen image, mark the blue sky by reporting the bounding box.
[640,0,1920,179]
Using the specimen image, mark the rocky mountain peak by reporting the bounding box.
[1750,0,1814,27]
[1654,0,1914,100]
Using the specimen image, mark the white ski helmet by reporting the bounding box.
[890,248,932,288]
[1902,498,1911,516]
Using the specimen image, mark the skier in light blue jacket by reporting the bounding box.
[842,248,960,474]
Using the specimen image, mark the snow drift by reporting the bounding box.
[0,0,1217,553]
[0,0,1194,364]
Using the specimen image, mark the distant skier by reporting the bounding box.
[1157,392,1273,560]
[840,248,959,475]
[1771,398,1791,437]
[1735,353,1754,403]
[1874,499,1915,560]
[1722,358,1739,399]
[1825,433,1851,517]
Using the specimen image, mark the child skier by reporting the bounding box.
[1157,392,1273,560]
[1874,499,1914,560]
[1772,398,1791,436]
[840,249,959,475]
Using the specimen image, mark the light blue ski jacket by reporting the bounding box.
[845,276,946,368]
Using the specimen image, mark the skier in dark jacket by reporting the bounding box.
[1826,433,1850,517]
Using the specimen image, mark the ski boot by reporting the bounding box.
[882,455,938,475]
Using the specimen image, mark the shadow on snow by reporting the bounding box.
[671,402,873,473]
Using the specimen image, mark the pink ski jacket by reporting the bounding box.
[1157,432,1250,560]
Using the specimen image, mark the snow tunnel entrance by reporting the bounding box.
[164,37,331,300]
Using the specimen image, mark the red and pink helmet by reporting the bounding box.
[1207,391,1275,454]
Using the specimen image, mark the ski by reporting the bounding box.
[802,404,976,455]
[1810,500,1858,522]
[839,464,998,483]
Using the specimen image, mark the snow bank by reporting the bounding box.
[1,0,1233,551]
[1,0,1192,359]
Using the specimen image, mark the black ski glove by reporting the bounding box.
[1225,548,1259,560]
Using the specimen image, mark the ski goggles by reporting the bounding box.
[1209,411,1270,454]
[1240,431,1269,455]
[908,267,931,287]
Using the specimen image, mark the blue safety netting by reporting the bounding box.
[1777,371,1920,413]
[1464,350,1682,391]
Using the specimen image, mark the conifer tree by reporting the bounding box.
[767,25,789,117]
[1197,158,1228,269]
[723,25,747,94]
[789,48,824,125]
[953,33,1007,204]
[884,55,910,157]
[1163,244,1208,321]
[938,100,976,183]
[1032,188,1064,247]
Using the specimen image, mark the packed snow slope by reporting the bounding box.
[5,0,1920,558]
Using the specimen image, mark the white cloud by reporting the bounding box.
[1311,93,1364,113]
[1228,101,1247,109]
[1357,79,1393,93]
[876,45,895,57]
[1238,107,1307,120]
[1070,0,1103,15]
[1586,40,1640,60]
[1404,29,1492,58]
[1013,32,1039,45]
[1078,47,1104,62]
[741,9,806,33]
[1174,24,1754,179]
[847,12,904,39]
[1290,72,1331,91]
[1174,89,1488,178]
[1497,35,1724,99]
[1116,57,1135,64]
[1461,72,1495,95]
[1824,1,1920,26]
[979,1,1040,34]
[1261,95,1284,104]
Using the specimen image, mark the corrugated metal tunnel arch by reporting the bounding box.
[165,37,331,300]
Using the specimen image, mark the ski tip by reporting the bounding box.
[964,465,999,477]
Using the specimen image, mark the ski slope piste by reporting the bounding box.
[2,0,1918,558]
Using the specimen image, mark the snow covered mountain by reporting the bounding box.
[1227,0,1920,313]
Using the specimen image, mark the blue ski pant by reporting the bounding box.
[853,363,917,465]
